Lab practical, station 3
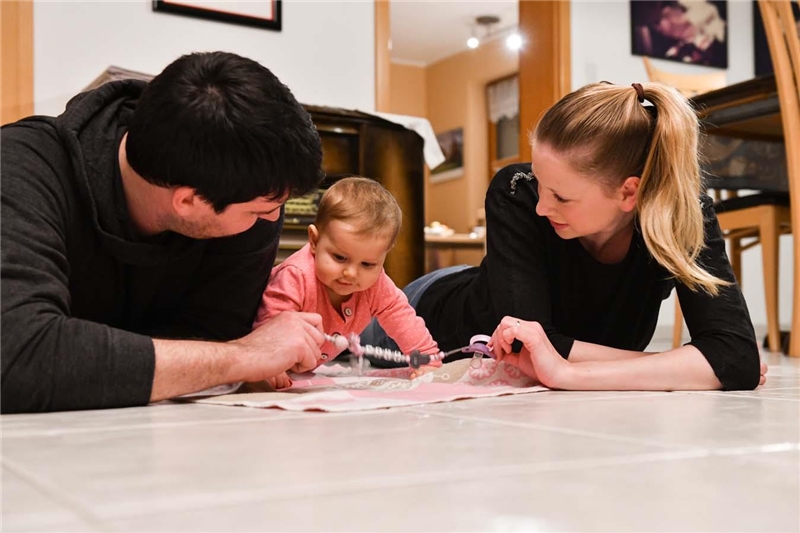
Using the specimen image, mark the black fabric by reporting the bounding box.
[714,192,790,212]
[1,81,280,413]
[417,163,761,390]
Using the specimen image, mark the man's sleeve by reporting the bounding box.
[1,126,155,413]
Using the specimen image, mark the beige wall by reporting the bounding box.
[425,38,518,233]
[389,41,517,267]
[389,62,427,117]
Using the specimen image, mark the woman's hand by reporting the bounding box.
[490,316,570,388]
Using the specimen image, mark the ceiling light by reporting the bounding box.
[467,36,479,49]
[506,33,523,51]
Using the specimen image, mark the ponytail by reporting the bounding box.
[533,81,729,295]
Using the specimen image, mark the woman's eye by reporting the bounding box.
[554,194,569,204]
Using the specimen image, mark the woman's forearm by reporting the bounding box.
[568,340,656,362]
[560,344,722,391]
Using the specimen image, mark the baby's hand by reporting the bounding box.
[266,372,294,390]
[409,364,438,380]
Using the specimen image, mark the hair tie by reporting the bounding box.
[631,83,645,103]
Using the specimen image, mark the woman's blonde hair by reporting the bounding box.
[532,82,728,295]
[315,176,402,245]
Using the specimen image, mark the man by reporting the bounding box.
[1,52,325,413]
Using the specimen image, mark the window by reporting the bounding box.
[487,75,520,175]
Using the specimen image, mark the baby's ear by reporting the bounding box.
[308,224,320,252]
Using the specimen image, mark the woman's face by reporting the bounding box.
[531,143,636,242]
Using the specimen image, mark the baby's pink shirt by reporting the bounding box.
[254,244,440,365]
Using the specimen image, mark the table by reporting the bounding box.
[424,233,485,270]
[691,74,800,356]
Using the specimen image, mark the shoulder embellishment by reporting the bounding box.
[510,171,534,195]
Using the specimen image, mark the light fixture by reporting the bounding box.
[467,14,500,50]
[506,33,523,51]
[467,15,521,52]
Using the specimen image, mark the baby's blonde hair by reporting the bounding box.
[315,177,402,244]
[532,82,728,295]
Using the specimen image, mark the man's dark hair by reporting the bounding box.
[126,51,323,212]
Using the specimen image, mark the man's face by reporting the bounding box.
[174,195,285,239]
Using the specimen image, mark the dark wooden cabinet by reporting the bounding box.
[280,106,425,288]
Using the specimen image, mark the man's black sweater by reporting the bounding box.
[417,164,761,390]
[1,80,280,413]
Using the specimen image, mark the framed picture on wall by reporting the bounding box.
[753,0,800,76]
[630,0,728,68]
[430,128,464,184]
[153,1,282,31]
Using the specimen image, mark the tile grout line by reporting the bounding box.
[88,442,800,521]
[407,408,697,450]
[1,456,110,532]
[681,391,800,402]
[0,409,375,439]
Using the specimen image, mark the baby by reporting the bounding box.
[254,177,441,388]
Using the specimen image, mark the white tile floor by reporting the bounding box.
[2,343,798,532]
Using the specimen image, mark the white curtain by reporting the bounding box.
[487,76,519,124]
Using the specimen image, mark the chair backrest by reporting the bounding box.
[642,56,727,97]
[758,0,800,195]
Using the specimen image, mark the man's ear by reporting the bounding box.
[619,176,640,213]
[171,186,201,218]
[308,224,320,253]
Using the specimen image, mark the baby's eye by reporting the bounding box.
[333,254,347,262]
[361,262,377,269]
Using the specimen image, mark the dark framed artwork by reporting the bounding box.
[431,128,464,184]
[153,1,282,31]
[754,0,800,77]
[631,0,728,68]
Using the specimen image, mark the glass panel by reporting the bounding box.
[496,114,520,161]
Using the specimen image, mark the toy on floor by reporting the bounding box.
[324,333,494,374]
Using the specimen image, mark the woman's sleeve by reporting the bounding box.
[483,164,576,357]
[677,196,761,390]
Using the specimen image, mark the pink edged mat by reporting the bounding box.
[189,359,548,412]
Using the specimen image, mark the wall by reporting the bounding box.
[571,0,788,335]
[425,38,519,234]
[389,61,427,117]
[33,1,375,116]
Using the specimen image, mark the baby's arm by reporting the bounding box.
[371,273,442,377]
[253,265,306,329]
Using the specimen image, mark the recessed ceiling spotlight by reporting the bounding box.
[506,33,523,51]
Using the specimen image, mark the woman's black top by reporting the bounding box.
[417,163,760,390]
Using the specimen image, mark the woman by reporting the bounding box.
[363,81,765,391]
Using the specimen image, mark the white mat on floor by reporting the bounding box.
[189,359,548,412]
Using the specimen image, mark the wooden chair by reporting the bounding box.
[642,57,727,98]
[643,56,790,353]
[757,0,800,356]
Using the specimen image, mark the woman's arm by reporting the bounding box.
[492,317,765,391]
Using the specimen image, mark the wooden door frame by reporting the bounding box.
[1,0,34,125]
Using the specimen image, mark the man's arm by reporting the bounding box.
[150,311,323,401]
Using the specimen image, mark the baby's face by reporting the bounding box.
[310,220,393,300]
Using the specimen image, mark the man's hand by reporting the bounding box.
[229,311,324,382]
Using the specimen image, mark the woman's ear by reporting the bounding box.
[619,176,640,212]
[308,224,320,253]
